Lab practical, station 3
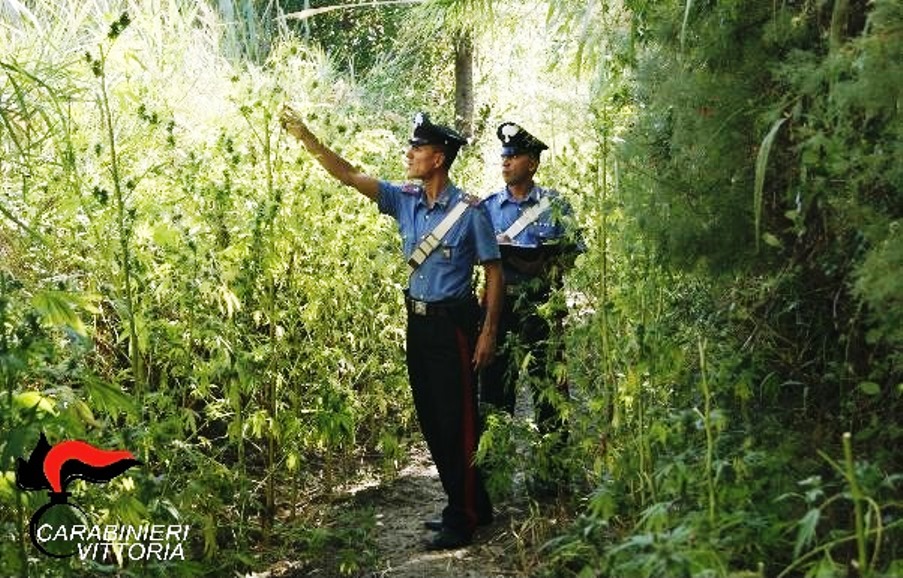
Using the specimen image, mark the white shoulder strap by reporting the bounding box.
[502,196,551,241]
[407,199,471,275]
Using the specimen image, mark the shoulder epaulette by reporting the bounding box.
[461,193,482,207]
[481,190,501,205]
[401,183,423,195]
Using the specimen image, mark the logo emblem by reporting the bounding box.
[16,432,140,558]
[500,123,520,143]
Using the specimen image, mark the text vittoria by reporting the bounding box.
[36,524,190,561]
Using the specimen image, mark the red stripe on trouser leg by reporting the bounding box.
[454,326,478,531]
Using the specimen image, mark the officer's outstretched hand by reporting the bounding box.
[280,104,309,140]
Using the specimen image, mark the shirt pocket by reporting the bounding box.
[437,237,460,265]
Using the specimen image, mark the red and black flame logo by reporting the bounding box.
[15,432,140,557]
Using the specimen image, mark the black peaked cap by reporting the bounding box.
[497,121,548,156]
[409,112,467,150]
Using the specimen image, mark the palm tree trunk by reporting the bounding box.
[454,31,474,138]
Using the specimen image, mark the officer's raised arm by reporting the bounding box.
[280,104,380,200]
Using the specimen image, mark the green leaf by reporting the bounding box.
[73,399,103,427]
[31,290,89,336]
[13,391,57,415]
[152,222,180,247]
[858,381,881,396]
[762,232,783,248]
[794,508,820,558]
[0,471,16,501]
[754,116,787,252]
[83,375,138,417]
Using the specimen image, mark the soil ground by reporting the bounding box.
[250,439,574,578]
[357,443,521,578]
[251,391,575,577]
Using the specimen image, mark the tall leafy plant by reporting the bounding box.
[86,12,146,394]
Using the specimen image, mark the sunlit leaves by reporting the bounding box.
[30,289,98,338]
[754,116,787,253]
[12,390,57,415]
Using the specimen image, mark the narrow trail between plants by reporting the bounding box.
[359,443,517,578]
[255,393,570,577]
[254,441,537,578]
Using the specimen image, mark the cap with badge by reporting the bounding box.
[409,112,468,150]
[497,122,548,157]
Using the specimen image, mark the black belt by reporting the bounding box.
[404,295,473,317]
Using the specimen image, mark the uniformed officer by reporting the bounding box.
[480,121,581,493]
[280,105,502,550]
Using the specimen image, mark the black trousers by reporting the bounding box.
[405,299,492,536]
[479,295,569,436]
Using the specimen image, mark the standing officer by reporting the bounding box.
[480,121,581,493]
[280,106,502,550]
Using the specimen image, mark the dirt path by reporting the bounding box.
[251,445,523,577]
[360,443,517,578]
[250,438,574,578]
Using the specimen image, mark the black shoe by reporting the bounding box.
[424,512,493,532]
[425,528,471,551]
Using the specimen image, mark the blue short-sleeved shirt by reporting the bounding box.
[378,180,500,302]
[482,185,580,284]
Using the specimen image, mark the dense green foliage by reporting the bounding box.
[1,2,414,575]
[1,1,900,577]
[534,1,903,576]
